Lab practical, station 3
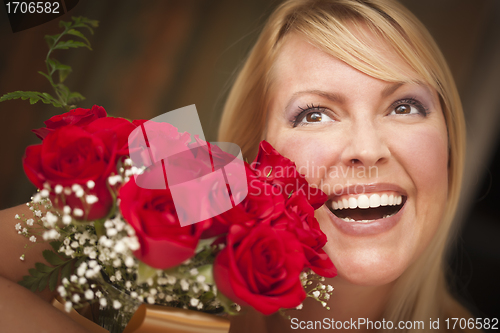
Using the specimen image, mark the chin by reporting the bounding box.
[328,251,409,286]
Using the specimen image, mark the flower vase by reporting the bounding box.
[123,304,230,333]
[97,300,142,333]
[96,274,144,333]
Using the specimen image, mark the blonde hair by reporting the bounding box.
[218,0,468,330]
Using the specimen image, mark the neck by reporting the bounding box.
[229,277,395,333]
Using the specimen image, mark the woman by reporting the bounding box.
[219,0,473,331]
[0,0,476,332]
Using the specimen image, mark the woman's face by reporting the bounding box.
[265,34,449,286]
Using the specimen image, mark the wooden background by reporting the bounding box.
[1,0,499,319]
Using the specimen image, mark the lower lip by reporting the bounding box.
[323,201,406,236]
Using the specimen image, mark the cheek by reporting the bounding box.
[393,124,449,196]
[269,133,340,185]
[388,122,449,266]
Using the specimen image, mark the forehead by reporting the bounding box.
[268,33,439,113]
[270,32,423,89]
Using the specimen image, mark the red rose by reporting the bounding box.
[23,125,118,220]
[251,140,327,209]
[272,192,337,278]
[203,173,285,238]
[119,173,209,269]
[128,120,192,169]
[213,224,306,315]
[84,117,138,157]
[33,105,107,140]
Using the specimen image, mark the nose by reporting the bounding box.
[340,118,390,167]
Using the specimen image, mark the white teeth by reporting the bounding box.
[348,197,357,209]
[369,194,381,208]
[331,193,403,210]
[380,194,388,206]
[357,195,370,209]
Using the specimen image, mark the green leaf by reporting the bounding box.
[74,256,86,270]
[43,250,65,266]
[216,292,240,316]
[137,261,157,285]
[61,262,72,280]
[266,167,273,178]
[41,92,56,100]
[197,265,214,284]
[56,84,70,102]
[1,91,47,104]
[41,92,63,108]
[0,90,63,108]
[195,237,218,253]
[35,262,54,274]
[48,270,59,291]
[44,34,58,48]
[37,71,54,85]
[59,20,72,29]
[30,279,39,293]
[28,268,44,278]
[47,58,72,72]
[38,273,50,292]
[66,29,90,48]
[54,40,89,50]
[46,58,74,83]
[18,277,34,290]
[71,16,99,34]
[59,68,72,83]
[1,16,97,110]
[49,241,62,253]
[74,16,99,28]
[50,100,64,108]
[18,274,39,293]
[68,92,85,104]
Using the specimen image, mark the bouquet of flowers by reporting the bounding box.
[3,17,337,332]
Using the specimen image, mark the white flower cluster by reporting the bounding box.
[15,193,53,260]
[300,270,334,310]
[17,172,249,316]
[133,265,219,311]
[120,158,144,184]
[56,212,141,312]
[58,271,105,312]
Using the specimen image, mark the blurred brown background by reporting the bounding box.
[1,0,499,319]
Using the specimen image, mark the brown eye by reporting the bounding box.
[306,112,322,122]
[293,106,335,127]
[389,98,428,117]
[395,104,411,114]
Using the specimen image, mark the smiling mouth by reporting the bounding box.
[327,193,407,223]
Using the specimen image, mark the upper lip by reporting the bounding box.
[327,182,408,200]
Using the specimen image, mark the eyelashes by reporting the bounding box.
[290,97,429,127]
[290,103,333,127]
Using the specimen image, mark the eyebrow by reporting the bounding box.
[381,82,405,98]
[285,82,431,111]
[285,90,346,111]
